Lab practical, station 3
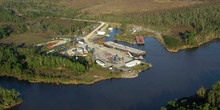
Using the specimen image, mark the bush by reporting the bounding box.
[0,8,24,22]
[0,25,12,39]
[14,24,27,34]
[162,81,220,110]
[184,31,197,45]
[0,86,22,108]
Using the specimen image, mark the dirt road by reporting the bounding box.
[83,22,105,43]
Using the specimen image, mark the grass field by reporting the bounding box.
[58,0,114,9]
[80,0,203,14]
[0,32,51,46]
[0,0,206,16]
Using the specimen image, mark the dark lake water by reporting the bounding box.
[102,28,121,42]
[1,31,220,110]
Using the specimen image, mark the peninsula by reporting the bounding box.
[0,87,22,109]
[0,0,219,85]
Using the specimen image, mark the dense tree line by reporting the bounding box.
[0,0,80,19]
[0,0,59,13]
[0,20,93,38]
[163,31,201,48]
[41,20,92,35]
[0,25,12,39]
[1,4,92,36]
[0,7,24,22]
[0,44,88,79]
[183,31,197,45]
[161,81,220,110]
[90,4,220,30]
[0,24,30,39]
[0,86,22,109]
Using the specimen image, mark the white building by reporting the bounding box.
[108,28,113,31]
[96,59,105,67]
[78,41,84,44]
[125,60,141,67]
[97,31,106,35]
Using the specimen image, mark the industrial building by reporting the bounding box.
[96,59,105,67]
[104,41,146,55]
[125,60,141,67]
[97,31,106,35]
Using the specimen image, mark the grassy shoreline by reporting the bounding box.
[164,36,220,53]
[115,34,220,53]
[1,100,22,109]
[0,87,23,110]
[162,81,220,110]
[0,64,152,85]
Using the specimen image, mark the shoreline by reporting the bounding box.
[0,64,151,85]
[114,35,220,53]
[165,36,220,53]
[1,99,22,109]
[114,39,136,44]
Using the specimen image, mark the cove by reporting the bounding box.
[1,38,220,110]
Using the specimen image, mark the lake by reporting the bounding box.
[1,34,220,110]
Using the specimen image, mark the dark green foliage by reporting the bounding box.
[23,11,55,19]
[13,24,27,34]
[162,81,220,110]
[163,35,182,48]
[0,44,88,79]
[0,86,22,108]
[197,86,206,98]
[27,23,46,33]
[184,31,197,45]
[42,20,90,35]
[1,0,60,13]
[0,25,12,39]
[0,0,81,19]
[0,7,24,22]
[120,22,127,33]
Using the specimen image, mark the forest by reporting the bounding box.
[89,3,220,31]
[83,3,220,48]
[0,6,95,42]
[0,25,12,39]
[0,86,22,109]
[161,81,220,110]
[0,7,24,22]
[0,43,88,81]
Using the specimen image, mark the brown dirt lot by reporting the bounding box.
[80,0,203,14]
